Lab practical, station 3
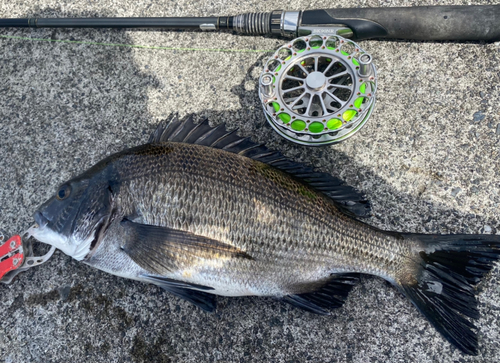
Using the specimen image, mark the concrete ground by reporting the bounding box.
[1,0,499,362]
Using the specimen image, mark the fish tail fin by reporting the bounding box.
[398,233,500,355]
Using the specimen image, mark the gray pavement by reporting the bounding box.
[1,0,499,362]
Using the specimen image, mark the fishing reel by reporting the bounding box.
[2,7,500,145]
[259,33,376,146]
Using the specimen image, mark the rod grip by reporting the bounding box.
[302,6,500,41]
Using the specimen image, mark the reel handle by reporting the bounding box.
[303,6,500,41]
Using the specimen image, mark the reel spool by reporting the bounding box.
[259,34,377,146]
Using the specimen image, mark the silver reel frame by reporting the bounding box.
[259,34,377,146]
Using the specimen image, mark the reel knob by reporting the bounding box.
[259,34,377,146]
[259,73,275,98]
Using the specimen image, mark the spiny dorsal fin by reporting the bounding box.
[150,114,371,218]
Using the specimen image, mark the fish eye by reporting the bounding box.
[56,184,71,200]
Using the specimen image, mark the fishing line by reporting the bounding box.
[0,34,273,53]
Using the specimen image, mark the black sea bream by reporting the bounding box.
[29,115,500,355]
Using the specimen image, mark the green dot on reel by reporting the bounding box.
[278,113,291,123]
[343,110,358,122]
[271,102,280,112]
[327,118,343,130]
[354,97,364,108]
[360,83,366,93]
[352,58,359,66]
[291,120,306,131]
[309,122,324,133]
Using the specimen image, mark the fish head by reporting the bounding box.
[30,176,113,261]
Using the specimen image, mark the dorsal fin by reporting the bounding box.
[149,114,371,218]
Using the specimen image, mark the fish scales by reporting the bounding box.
[104,142,413,292]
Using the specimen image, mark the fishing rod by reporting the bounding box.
[2,6,500,41]
[1,5,500,146]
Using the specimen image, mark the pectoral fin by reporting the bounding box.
[120,219,252,276]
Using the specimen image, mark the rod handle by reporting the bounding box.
[302,6,500,41]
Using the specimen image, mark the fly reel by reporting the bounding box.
[259,34,377,146]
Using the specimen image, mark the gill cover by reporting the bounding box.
[32,176,114,261]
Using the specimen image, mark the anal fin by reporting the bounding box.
[281,295,330,315]
[282,274,359,315]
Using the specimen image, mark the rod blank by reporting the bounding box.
[0,17,221,29]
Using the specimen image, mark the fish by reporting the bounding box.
[28,114,500,355]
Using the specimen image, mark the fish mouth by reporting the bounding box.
[34,211,49,229]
